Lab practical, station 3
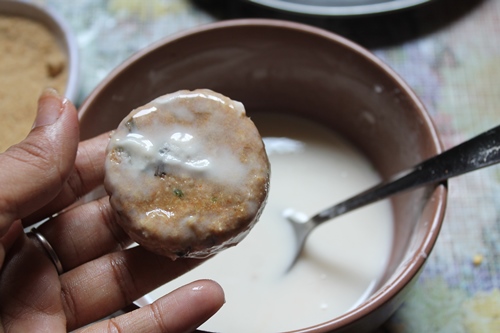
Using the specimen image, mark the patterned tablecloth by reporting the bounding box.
[27,0,500,331]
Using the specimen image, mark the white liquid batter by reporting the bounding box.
[140,113,394,332]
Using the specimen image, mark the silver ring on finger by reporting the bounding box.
[27,227,64,275]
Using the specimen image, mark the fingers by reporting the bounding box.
[23,132,111,226]
[75,280,225,333]
[62,246,208,330]
[0,89,79,236]
[37,196,131,271]
[23,198,220,331]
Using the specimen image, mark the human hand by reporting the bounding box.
[0,89,224,332]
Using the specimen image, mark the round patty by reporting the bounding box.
[104,89,270,260]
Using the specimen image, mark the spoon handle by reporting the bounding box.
[312,125,500,224]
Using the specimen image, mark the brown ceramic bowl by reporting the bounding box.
[78,19,446,332]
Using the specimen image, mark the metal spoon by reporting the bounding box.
[285,124,500,271]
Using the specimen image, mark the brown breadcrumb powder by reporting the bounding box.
[0,15,68,152]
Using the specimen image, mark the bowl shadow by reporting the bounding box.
[191,0,485,48]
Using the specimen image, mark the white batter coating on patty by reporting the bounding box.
[104,89,270,260]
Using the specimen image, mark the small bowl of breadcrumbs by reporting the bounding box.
[0,0,79,152]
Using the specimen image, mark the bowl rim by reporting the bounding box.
[0,0,79,103]
[78,18,447,332]
[246,0,431,16]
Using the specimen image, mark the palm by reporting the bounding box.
[1,234,65,332]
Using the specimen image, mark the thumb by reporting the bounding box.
[0,88,80,236]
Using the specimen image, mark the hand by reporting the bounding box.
[0,89,224,332]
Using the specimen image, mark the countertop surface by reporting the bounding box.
[23,0,500,331]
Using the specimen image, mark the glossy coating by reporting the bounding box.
[104,89,270,260]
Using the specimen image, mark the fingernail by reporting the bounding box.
[33,88,66,128]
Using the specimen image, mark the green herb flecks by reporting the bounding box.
[173,188,184,198]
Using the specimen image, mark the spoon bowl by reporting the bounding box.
[286,124,500,271]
